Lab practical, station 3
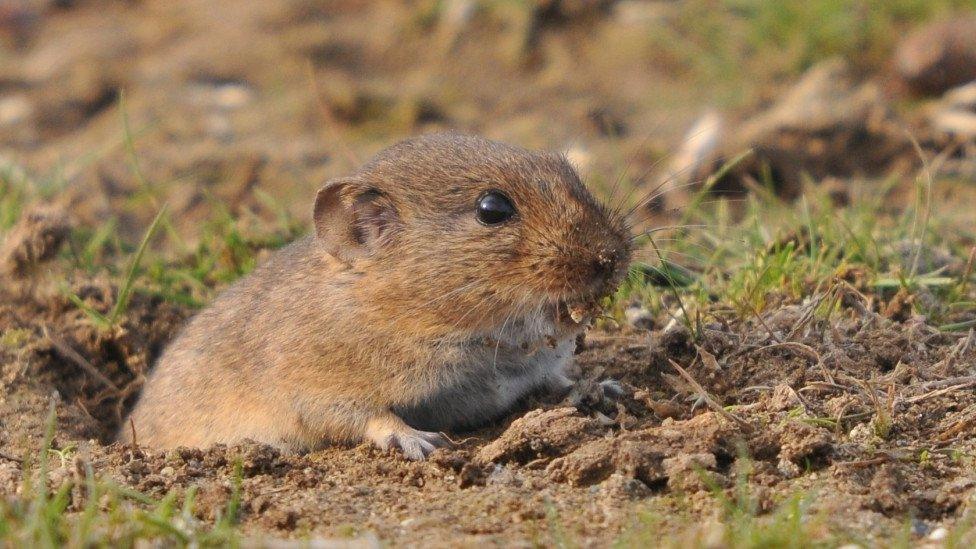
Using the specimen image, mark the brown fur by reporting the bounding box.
[120,133,632,459]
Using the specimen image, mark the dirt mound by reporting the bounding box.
[0,274,188,446]
[895,15,976,97]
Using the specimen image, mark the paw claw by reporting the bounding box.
[368,421,452,461]
[391,429,447,460]
[420,431,451,448]
[599,379,627,399]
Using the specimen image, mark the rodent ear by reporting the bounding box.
[313,178,399,262]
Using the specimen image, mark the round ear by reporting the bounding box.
[313,178,400,263]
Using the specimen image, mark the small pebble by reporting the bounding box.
[624,303,654,331]
[911,518,930,536]
[777,458,801,479]
[928,527,949,541]
[213,84,251,109]
[565,145,592,174]
[0,95,32,126]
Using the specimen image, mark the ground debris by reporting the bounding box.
[0,204,70,279]
[475,407,603,465]
[895,15,976,96]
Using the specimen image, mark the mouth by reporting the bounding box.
[476,296,604,354]
[554,297,602,328]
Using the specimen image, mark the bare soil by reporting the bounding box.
[2,271,975,545]
[2,1,976,546]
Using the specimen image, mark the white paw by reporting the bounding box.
[371,427,449,461]
[599,378,627,400]
[566,377,627,408]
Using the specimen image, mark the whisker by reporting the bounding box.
[629,224,715,241]
[606,131,660,211]
[626,194,751,230]
[492,311,514,370]
[607,115,716,216]
[612,163,694,222]
[633,249,712,264]
[623,175,706,220]
[636,238,718,254]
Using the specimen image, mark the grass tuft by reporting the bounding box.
[0,411,243,547]
[65,204,169,330]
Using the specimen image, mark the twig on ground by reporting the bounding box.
[798,382,849,393]
[937,414,976,442]
[914,375,976,392]
[959,329,975,356]
[834,456,890,468]
[44,327,119,393]
[667,359,753,433]
[730,341,820,362]
[0,451,23,464]
[904,381,976,404]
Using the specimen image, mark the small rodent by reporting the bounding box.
[120,133,632,459]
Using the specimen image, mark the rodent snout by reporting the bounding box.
[583,249,624,293]
[590,255,616,280]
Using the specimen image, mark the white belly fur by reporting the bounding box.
[394,336,575,431]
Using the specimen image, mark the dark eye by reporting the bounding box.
[476,191,516,225]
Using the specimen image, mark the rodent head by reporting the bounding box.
[314,133,632,339]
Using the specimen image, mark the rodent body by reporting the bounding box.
[121,133,631,459]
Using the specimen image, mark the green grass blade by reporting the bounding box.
[679,148,753,227]
[940,319,976,332]
[63,291,111,329]
[108,204,169,325]
[81,217,118,268]
[119,91,151,194]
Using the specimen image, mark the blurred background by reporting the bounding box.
[1,0,975,243]
[2,6,976,542]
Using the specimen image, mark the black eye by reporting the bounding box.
[476,191,516,225]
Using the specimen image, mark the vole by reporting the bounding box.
[120,133,632,460]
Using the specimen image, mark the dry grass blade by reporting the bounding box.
[904,129,935,280]
[44,327,119,393]
[904,381,976,404]
[730,341,821,362]
[960,246,976,295]
[914,375,976,392]
[0,451,23,463]
[834,455,891,468]
[786,290,831,340]
[798,382,849,393]
[667,359,753,433]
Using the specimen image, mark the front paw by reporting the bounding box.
[598,378,627,400]
[385,429,450,461]
[366,415,450,461]
[567,377,628,408]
